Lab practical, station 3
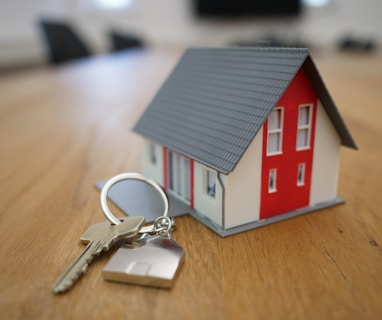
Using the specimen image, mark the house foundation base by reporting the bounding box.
[96,180,344,237]
[188,197,345,237]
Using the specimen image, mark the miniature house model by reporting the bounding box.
[134,47,357,236]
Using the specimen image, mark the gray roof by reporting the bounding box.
[134,47,357,174]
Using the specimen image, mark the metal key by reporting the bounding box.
[53,216,145,294]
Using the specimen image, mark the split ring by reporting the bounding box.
[100,172,169,225]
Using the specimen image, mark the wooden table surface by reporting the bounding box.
[0,49,381,320]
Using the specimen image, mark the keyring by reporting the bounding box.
[100,172,170,226]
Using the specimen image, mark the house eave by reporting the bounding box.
[302,56,358,150]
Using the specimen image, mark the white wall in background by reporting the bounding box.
[0,0,381,68]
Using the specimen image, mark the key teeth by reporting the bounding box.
[53,263,90,293]
[54,277,75,294]
[81,264,89,273]
[53,279,73,294]
[53,218,144,294]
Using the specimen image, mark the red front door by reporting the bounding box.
[260,68,317,219]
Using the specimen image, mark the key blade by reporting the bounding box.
[53,241,102,293]
[53,216,145,294]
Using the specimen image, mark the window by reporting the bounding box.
[297,105,312,150]
[168,151,174,190]
[206,169,216,198]
[176,153,182,195]
[297,163,306,186]
[78,0,133,13]
[267,108,283,155]
[149,143,156,165]
[302,0,330,7]
[184,159,190,200]
[268,169,277,193]
[93,0,133,10]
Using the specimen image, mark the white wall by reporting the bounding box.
[224,128,263,229]
[142,140,164,186]
[1,0,382,69]
[0,0,73,67]
[193,163,224,227]
[310,101,341,205]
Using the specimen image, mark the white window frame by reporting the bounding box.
[268,169,277,193]
[267,107,284,156]
[297,163,306,186]
[296,104,313,150]
[205,169,217,198]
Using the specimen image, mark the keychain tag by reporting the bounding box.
[103,234,185,288]
[100,173,185,288]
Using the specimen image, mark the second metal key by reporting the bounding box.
[53,216,145,293]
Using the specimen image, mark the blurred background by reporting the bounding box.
[0,0,381,72]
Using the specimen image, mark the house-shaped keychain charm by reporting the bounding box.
[133,47,357,236]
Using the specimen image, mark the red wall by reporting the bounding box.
[260,68,318,219]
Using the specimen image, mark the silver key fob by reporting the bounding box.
[103,235,185,288]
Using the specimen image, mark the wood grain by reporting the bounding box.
[0,49,381,320]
